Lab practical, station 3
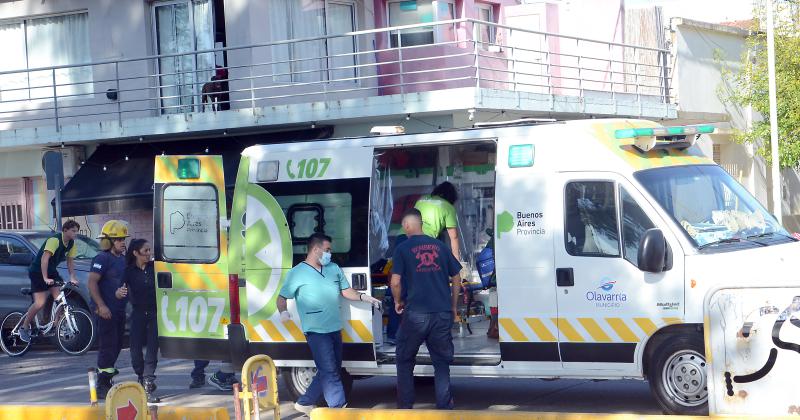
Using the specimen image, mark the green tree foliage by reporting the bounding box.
[719,1,800,168]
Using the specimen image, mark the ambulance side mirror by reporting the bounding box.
[638,228,671,273]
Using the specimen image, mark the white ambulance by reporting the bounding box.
[152,118,799,415]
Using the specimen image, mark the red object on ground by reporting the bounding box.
[116,401,138,420]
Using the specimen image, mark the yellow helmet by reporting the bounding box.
[98,220,129,250]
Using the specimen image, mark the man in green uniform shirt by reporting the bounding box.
[277,233,381,414]
[414,181,461,261]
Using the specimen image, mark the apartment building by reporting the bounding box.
[0,0,675,239]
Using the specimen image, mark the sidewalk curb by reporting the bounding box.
[0,404,229,420]
[310,408,797,419]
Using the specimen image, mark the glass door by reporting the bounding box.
[153,0,215,113]
[326,2,357,83]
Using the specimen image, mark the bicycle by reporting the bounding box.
[0,281,95,357]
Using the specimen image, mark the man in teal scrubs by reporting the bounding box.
[277,233,381,414]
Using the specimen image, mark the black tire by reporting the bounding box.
[283,367,353,405]
[0,311,32,357]
[647,333,709,415]
[56,307,95,356]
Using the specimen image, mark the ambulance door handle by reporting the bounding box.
[352,273,368,291]
[556,268,574,287]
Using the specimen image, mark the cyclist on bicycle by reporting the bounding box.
[19,220,81,342]
[87,220,129,399]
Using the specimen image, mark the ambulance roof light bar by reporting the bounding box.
[614,124,717,153]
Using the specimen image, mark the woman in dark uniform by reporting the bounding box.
[123,238,160,403]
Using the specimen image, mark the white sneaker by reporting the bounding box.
[293,402,316,416]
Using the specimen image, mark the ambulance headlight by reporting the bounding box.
[256,160,280,182]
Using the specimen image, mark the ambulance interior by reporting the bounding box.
[368,141,502,365]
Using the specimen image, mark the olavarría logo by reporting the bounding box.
[586,277,627,308]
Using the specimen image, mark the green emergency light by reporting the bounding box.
[177,158,200,179]
[614,125,716,139]
[508,144,534,168]
[614,124,716,153]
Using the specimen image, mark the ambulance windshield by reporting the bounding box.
[634,165,792,249]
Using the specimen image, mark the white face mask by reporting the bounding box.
[319,251,332,266]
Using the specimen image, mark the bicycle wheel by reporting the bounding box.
[0,311,32,357]
[56,307,95,356]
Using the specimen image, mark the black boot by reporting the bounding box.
[96,372,114,400]
[143,378,157,393]
[143,379,160,403]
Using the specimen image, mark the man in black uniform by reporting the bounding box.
[88,220,129,399]
[391,209,462,410]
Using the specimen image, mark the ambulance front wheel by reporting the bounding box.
[283,367,353,404]
[647,334,708,415]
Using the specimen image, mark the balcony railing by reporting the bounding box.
[0,18,672,131]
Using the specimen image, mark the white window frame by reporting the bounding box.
[150,0,216,113]
[476,2,497,47]
[272,0,359,84]
[324,1,359,84]
[0,11,94,102]
[386,0,457,47]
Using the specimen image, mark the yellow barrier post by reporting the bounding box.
[88,368,99,406]
[105,381,150,420]
[240,354,280,420]
[233,383,244,420]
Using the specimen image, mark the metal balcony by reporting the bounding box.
[0,18,674,145]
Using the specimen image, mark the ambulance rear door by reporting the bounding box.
[242,144,378,367]
[153,155,231,361]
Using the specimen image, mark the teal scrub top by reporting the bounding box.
[279,262,351,334]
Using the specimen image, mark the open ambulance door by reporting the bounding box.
[239,144,379,368]
[153,155,233,362]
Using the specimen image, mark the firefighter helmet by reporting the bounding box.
[98,220,129,250]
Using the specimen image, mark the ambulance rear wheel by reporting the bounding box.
[283,367,353,404]
[647,334,708,415]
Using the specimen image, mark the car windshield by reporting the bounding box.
[26,233,101,260]
[634,165,791,249]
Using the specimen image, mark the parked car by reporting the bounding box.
[0,230,98,318]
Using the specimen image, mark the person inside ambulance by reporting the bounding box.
[87,220,130,399]
[276,233,382,415]
[414,182,461,262]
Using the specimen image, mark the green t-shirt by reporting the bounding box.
[414,195,457,239]
[28,233,76,276]
[279,262,350,334]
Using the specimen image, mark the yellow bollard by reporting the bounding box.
[233,383,244,420]
[240,354,280,420]
[105,381,150,420]
[87,368,98,407]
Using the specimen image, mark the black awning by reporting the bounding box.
[59,127,333,217]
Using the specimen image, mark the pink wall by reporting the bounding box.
[555,0,625,94]
[372,0,516,95]
[370,0,627,96]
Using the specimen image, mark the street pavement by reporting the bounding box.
[0,344,662,418]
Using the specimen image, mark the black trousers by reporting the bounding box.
[95,312,126,370]
[130,307,158,381]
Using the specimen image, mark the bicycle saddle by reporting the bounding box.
[20,288,32,296]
